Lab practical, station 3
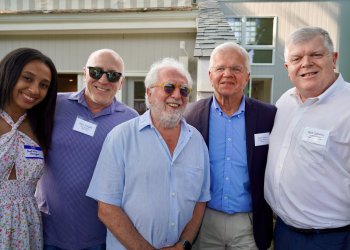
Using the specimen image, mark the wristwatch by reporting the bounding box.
[178,239,192,250]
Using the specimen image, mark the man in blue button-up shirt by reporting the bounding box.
[87,58,210,250]
[184,42,276,250]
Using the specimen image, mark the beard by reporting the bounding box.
[158,109,183,128]
[150,98,185,129]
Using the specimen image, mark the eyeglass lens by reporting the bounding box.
[88,67,122,83]
[163,83,190,97]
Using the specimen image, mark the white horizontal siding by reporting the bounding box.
[0,33,195,74]
[0,0,193,11]
[219,0,349,102]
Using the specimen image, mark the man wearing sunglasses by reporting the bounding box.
[183,42,276,250]
[87,58,210,250]
[36,49,138,250]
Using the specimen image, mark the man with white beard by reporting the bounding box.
[87,57,211,250]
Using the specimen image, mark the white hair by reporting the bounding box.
[209,42,251,72]
[144,57,193,108]
[284,26,334,61]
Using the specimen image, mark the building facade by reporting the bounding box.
[1,0,349,108]
[195,0,350,103]
[0,0,198,114]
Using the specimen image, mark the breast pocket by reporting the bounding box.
[177,165,204,201]
[295,138,326,165]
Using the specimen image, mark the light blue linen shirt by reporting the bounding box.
[208,96,252,214]
[86,110,210,250]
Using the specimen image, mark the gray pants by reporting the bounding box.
[193,208,258,250]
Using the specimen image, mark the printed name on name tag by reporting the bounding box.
[24,145,44,159]
[302,127,329,146]
[72,116,97,137]
[254,132,270,146]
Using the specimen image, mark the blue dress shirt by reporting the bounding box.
[208,96,252,214]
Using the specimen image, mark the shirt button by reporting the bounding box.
[170,222,175,227]
[171,192,176,197]
[224,196,228,200]
[227,157,230,161]
[225,177,229,181]
[228,138,231,141]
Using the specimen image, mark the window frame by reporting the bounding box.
[227,16,277,66]
[245,75,274,103]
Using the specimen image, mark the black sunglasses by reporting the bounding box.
[154,82,191,97]
[87,66,122,83]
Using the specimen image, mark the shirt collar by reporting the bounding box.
[138,110,191,134]
[211,95,246,117]
[290,73,344,104]
[68,88,126,115]
[317,73,343,102]
[138,110,153,130]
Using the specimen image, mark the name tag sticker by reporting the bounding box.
[254,132,270,146]
[72,116,97,137]
[24,145,44,159]
[302,127,329,146]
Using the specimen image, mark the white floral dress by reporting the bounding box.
[0,110,44,250]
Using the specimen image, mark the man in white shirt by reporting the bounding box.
[264,26,350,250]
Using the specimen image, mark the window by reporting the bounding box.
[133,81,147,114]
[123,78,147,114]
[245,77,272,103]
[57,74,77,92]
[227,17,276,65]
